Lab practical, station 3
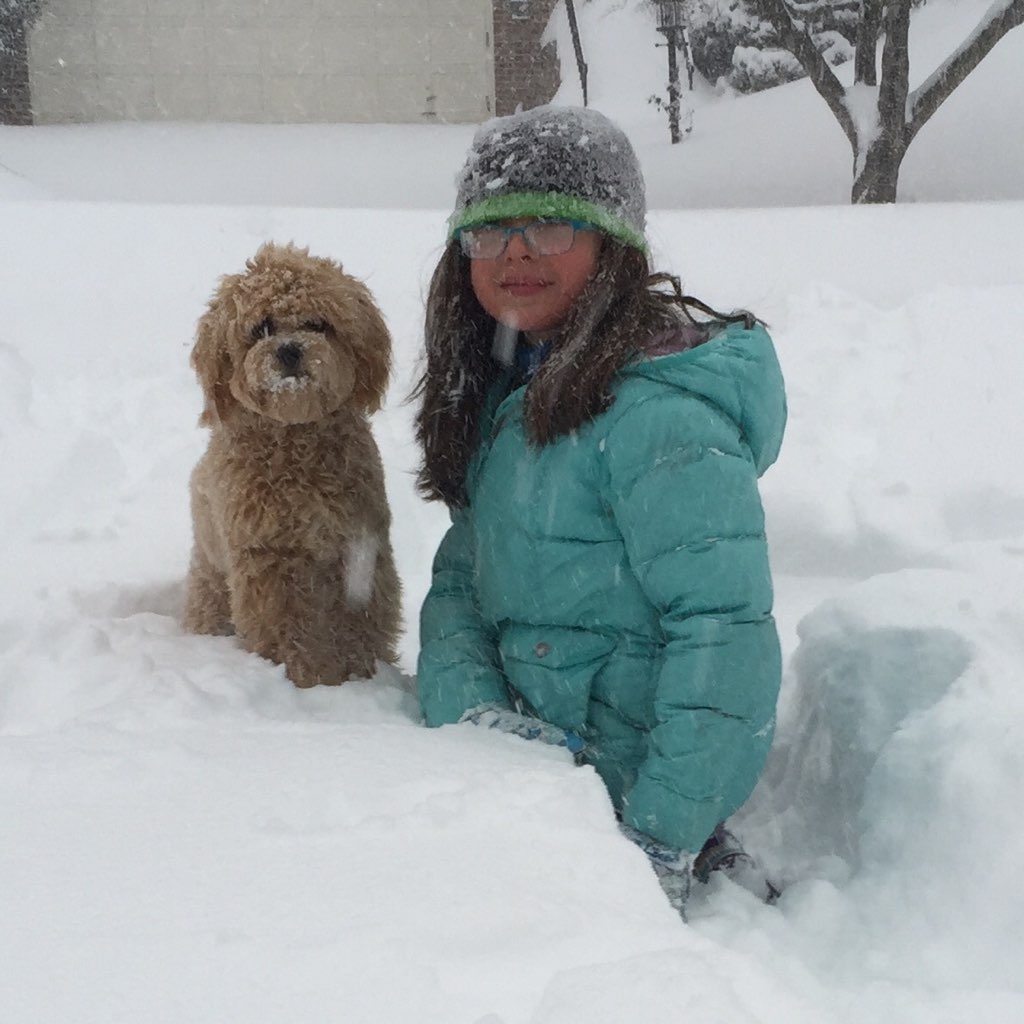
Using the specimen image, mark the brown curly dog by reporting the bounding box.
[183,242,401,687]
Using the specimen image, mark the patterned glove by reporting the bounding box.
[459,703,586,754]
[619,823,692,914]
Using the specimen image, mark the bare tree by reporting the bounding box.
[751,0,1024,202]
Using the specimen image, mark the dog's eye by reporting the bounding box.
[301,319,330,334]
[250,317,275,341]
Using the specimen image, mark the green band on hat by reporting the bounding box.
[448,192,648,253]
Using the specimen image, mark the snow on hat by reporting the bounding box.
[449,105,647,253]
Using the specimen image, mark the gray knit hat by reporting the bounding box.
[449,105,647,252]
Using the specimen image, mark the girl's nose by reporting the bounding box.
[504,230,533,260]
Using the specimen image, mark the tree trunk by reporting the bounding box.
[0,16,33,126]
[851,131,906,203]
[852,2,911,203]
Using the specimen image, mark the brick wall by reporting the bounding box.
[1,17,33,125]
[492,0,560,116]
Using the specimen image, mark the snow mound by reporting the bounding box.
[738,564,1024,994]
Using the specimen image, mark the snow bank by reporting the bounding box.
[0,163,51,199]
[2,193,1023,1021]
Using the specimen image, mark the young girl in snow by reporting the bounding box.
[413,105,786,910]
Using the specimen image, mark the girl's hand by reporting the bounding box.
[459,703,585,754]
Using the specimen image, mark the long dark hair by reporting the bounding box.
[412,238,755,508]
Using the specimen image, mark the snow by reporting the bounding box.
[2,0,1024,1021]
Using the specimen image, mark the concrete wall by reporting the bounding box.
[27,0,495,124]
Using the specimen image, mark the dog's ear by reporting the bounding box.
[190,303,235,427]
[343,283,393,415]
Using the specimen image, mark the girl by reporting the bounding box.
[413,106,786,909]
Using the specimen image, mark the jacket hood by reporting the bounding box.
[621,321,786,475]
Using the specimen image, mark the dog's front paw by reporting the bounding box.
[183,561,233,636]
[182,599,234,637]
[283,649,374,688]
[262,643,341,688]
[284,655,326,689]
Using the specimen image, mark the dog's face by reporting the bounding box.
[192,243,391,427]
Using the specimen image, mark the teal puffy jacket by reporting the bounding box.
[418,321,787,851]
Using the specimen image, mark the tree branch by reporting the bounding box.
[749,0,858,146]
[879,0,911,143]
[906,0,1024,144]
[854,0,883,86]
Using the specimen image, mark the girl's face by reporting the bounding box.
[468,219,602,340]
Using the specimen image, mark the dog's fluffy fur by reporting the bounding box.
[183,242,401,686]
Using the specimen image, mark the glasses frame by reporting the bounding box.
[455,219,596,260]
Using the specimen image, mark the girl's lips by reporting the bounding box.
[499,280,550,296]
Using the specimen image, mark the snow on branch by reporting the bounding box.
[906,0,1024,144]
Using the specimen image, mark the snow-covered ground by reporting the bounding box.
[2,2,1024,1021]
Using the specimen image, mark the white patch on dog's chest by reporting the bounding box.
[344,532,379,607]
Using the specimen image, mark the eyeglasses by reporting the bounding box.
[455,220,596,260]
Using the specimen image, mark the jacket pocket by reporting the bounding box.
[498,625,616,732]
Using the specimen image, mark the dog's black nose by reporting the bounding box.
[276,342,303,375]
